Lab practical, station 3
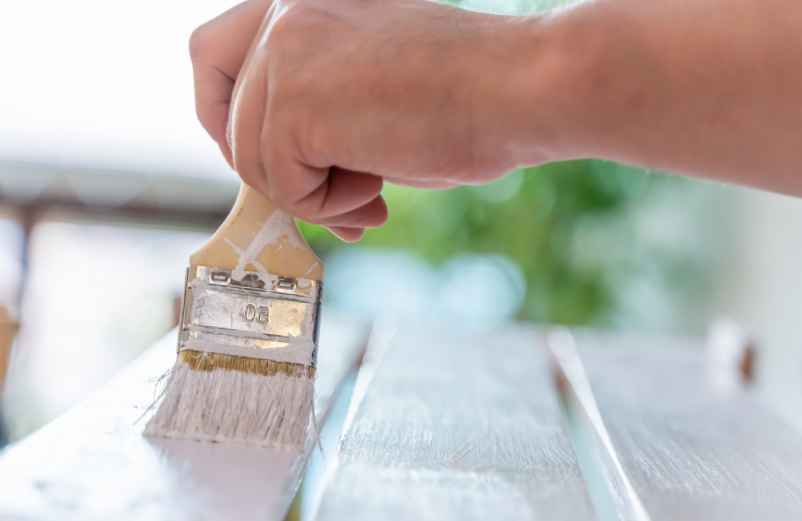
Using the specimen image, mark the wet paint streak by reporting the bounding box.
[0,313,366,521]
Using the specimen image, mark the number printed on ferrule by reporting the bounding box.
[188,283,313,339]
[242,304,269,324]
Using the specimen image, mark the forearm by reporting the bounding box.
[512,0,802,194]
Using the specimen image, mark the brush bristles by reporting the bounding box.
[144,351,315,448]
[178,350,316,378]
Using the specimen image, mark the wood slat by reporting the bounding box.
[0,310,365,521]
[552,330,802,521]
[313,324,595,521]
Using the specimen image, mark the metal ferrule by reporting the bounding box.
[177,266,322,365]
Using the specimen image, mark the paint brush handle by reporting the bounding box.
[190,183,323,280]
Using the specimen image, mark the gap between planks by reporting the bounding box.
[549,328,802,521]
[309,321,598,521]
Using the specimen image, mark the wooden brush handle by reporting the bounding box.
[190,184,323,281]
[0,307,18,389]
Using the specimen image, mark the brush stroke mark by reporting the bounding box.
[563,331,802,521]
[314,324,596,521]
[226,210,305,280]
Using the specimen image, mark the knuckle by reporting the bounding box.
[265,12,294,46]
[282,183,324,221]
[188,24,214,61]
[296,207,325,224]
[266,4,311,50]
[296,197,325,219]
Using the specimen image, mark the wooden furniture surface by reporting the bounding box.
[0,311,366,521]
[0,308,17,390]
[553,331,802,521]
[314,325,595,521]
[3,322,802,521]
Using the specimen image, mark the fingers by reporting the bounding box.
[228,48,269,194]
[259,144,389,227]
[322,194,389,242]
[292,168,385,220]
[316,195,388,227]
[193,64,235,166]
[259,91,388,226]
[190,0,273,164]
[384,176,460,189]
[328,227,365,243]
[236,75,388,232]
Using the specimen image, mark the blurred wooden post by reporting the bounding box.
[0,306,19,447]
[0,307,19,392]
[707,318,757,388]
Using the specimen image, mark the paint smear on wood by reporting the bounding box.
[0,310,365,521]
[313,323,596,521]
[557,331,802,521]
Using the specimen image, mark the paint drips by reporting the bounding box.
[225,210,306,280]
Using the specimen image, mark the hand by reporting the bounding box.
[192,0,802,240]
[189,0,270,170]
[191,0,553,241]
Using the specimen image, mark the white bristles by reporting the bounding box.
[144,359,314,448]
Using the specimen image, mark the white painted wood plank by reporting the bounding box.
[313,324,595,521]
[554,331,802,521]
[0,312,365,521]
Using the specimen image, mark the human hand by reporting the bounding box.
[189,0,270,169]
[193,0,802,221]
[192,0,557,241]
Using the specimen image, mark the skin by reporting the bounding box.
[190,0,802,241]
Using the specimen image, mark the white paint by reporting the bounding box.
[314,323,596,521]
[301,262,320,281]
[185,280,317,364]
[226,210,305,281]
[559,331,802,521]
[0,312,366,521]
[146,207,318,445]
[143,360,315,447]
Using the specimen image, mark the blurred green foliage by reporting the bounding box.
[303,0,711,328]
[302,161,704,326]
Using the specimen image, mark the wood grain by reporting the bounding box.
[0,311,365,521]
[313,324,596,521]
[190,184,323,280]
[553,330,802,521]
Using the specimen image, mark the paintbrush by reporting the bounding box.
[145,183,323,447]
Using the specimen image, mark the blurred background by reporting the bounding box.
[1,0,801,441]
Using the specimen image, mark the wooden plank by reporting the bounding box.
[0,308,17,448]
[0,308,17,392]
[0,310,365,521]
[552,330,802,521]
[313,324,596,521]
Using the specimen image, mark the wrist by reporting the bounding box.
[486,5,629,169]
